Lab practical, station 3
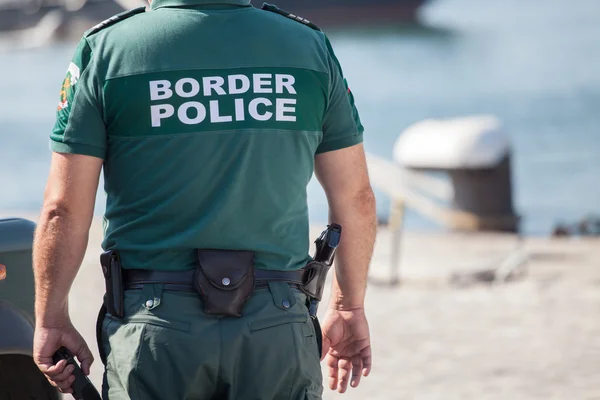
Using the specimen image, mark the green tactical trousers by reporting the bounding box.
[100,282,323,400]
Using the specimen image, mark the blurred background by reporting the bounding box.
[0,1,599,399]
[0,0,599,235]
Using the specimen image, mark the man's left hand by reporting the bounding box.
[321,307,372,393]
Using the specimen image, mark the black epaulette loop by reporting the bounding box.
[85,6,147,37]
[261,3,321,31]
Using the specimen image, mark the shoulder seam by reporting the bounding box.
[84,6,146,37]
[260,3,321,31]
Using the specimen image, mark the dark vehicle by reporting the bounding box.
[0,218,60,399]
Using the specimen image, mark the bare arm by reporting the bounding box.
[33,152,102,392]
[34,152,102,326]
[315,143,376,393]
[315,143,377,310]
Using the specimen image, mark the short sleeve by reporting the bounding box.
[50,37,106,159]
[317,36,364,154]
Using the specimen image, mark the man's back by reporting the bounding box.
[54,1,362,272]
[39,2,373,399]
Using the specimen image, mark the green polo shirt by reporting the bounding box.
[50,0,364,271]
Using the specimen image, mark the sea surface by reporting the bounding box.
[0,0,599,235]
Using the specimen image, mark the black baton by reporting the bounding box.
[52,347,102,400]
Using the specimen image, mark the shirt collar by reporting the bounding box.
[151,0,252,10]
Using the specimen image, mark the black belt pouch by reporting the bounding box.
[100,250,124,319]
[194,250,255,317]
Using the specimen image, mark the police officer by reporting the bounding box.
[33,1,377,399]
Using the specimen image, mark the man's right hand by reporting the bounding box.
[321,307,372,394]
[33,321,94,394]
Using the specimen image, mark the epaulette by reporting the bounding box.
[84,6,147,37]
[261,3,321,31]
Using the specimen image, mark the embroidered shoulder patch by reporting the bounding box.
[261,3,321,31]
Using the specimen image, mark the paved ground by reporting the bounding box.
[58,220,600,399]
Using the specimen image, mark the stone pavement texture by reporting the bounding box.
[60,220,599,400]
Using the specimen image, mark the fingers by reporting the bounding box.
[41,358,65,375]
[41,359,76,391]
[350,356,363,388]
[54,372,77,392]
[61,327,94,376]
[361,347,372,377]
[326,353,339,391]
[325,346,372,393]
[336,357,353,393]
[75,341,95,376]
[50,363,75,383]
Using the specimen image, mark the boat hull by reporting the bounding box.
[264,0,427,26]
[0,0,426,34]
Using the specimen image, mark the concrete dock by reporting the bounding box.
[35,218,600,399]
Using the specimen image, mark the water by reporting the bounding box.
[0,0,599,235]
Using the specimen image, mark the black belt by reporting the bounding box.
[123,268,305,292]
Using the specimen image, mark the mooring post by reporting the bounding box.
[388,199,406,286]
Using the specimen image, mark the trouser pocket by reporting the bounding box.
[102,314,147,400]
[227,284,322,400]
[102,290,195,400]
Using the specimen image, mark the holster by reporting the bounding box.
[194,250,255,318]
[100,250,124,319]
[300,260,331,302]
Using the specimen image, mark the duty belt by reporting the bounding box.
[123,268,306,292]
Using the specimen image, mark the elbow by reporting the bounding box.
[40,199,72,223]
[355,186,376,204]
[39,191,94,234]
[353,186,377,216]
[38,200,91,238]
[41,202,69,222]
[35,202,71,243]
[328,185,377,220]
